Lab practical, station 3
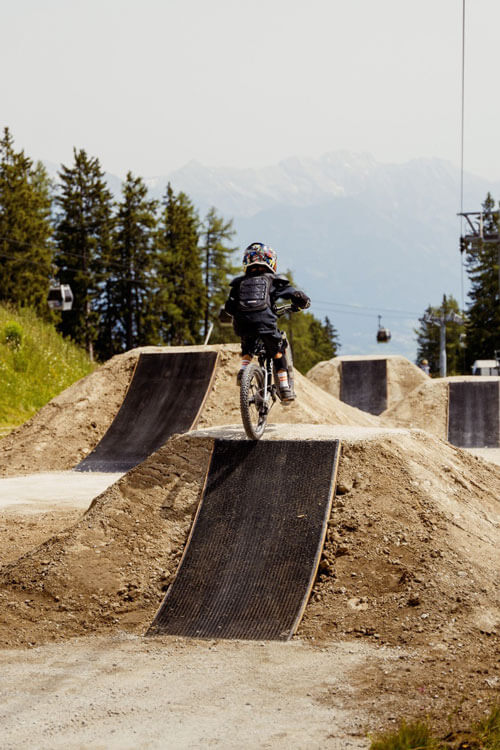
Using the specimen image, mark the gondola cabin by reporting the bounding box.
[376,315,391,343]
[47,284,74,312]
[377,327,391,343]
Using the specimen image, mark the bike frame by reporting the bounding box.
[258,353,275,411]
[239,302,295,440]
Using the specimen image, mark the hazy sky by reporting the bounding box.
[2,0,499,179]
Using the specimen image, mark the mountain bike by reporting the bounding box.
[239,303,296,440]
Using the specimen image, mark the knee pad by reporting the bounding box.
[273,352,288,372]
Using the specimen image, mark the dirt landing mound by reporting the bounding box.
[308,354,428,411]
[0,345,378,477]
[383,375,500,440]
[0,433,212,648]
[0,425,499,662]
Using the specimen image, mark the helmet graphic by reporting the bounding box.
[422,359,428,365]
[243,242,277,272]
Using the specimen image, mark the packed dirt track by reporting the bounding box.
[0,424,499,742]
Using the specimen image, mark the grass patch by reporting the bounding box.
[0,305,95,433]
[370,719,440,750]
[369,705,500,749]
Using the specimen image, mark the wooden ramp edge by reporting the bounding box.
[148,439,341,641]
[75,350,219,473]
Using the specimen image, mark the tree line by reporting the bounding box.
[0,127,339,369]
[415,193,500,375]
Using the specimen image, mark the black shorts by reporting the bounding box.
[240,330,283,358]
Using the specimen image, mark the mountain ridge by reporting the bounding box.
[42,151,500,361]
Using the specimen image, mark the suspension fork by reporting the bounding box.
[259,356,272,407]
[264,358,274,405]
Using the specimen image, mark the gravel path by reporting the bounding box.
[0,634,382,749]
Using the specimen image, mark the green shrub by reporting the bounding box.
[370,719,440,750]
[1,321,23,349]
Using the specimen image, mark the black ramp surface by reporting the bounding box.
[340,359,387,415]
[448,381,500,448]
[148,439,341,641]
[76,351,218,473]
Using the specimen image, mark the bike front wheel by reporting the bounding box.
[240,362,268,440]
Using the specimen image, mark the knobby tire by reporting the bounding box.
[240,362,268,440]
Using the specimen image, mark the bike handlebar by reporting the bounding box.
[274,302,300,316]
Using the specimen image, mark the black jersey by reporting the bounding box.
[225,268,306,334]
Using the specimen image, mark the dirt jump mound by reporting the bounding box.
[76,351,219,472]
[149,439,341,640]
[307,355,428,415]
[383,375,500,447]
[0,345,379,477]
[0,424,498,664]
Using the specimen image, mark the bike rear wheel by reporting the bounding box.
[240,362,268,440]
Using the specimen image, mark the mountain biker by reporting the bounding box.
[224,242,311,402]
[420,358,430,375]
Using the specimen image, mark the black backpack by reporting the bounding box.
[237,274,273,313]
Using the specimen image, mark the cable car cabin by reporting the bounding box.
[376,328,391,343]
[47,284,73,312]
[376,315,391,343]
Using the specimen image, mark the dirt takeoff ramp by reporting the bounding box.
[340,359,387,415]
[148,439,341,641]
[76,351,218,473]
[448,380,500,447]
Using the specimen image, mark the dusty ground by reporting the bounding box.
[0,634,385,749]
[0,424,499,747]
[0,345,378,477]
[0,472,121,566]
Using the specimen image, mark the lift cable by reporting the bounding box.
[313,299,421,319]
[459,0,466,314]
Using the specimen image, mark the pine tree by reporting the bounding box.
[0,127,54,315]
[155,183,204,345]
[415,294,465,375]
[105,172,158,354]
[310,315,341,362]
[280,310,341,373]
[464,193,500,367]
[54,149,114,359]
[200,207,238,343]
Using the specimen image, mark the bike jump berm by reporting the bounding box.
[148,439,341,640]
[75,351,220,473]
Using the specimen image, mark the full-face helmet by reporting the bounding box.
[242,242,277,272]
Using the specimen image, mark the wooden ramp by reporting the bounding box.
[148,439,341,641]
[76,351,218,473]
[340,359,387,415]
[448,380,500,448]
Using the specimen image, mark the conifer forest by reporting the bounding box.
[0,127,339,370]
